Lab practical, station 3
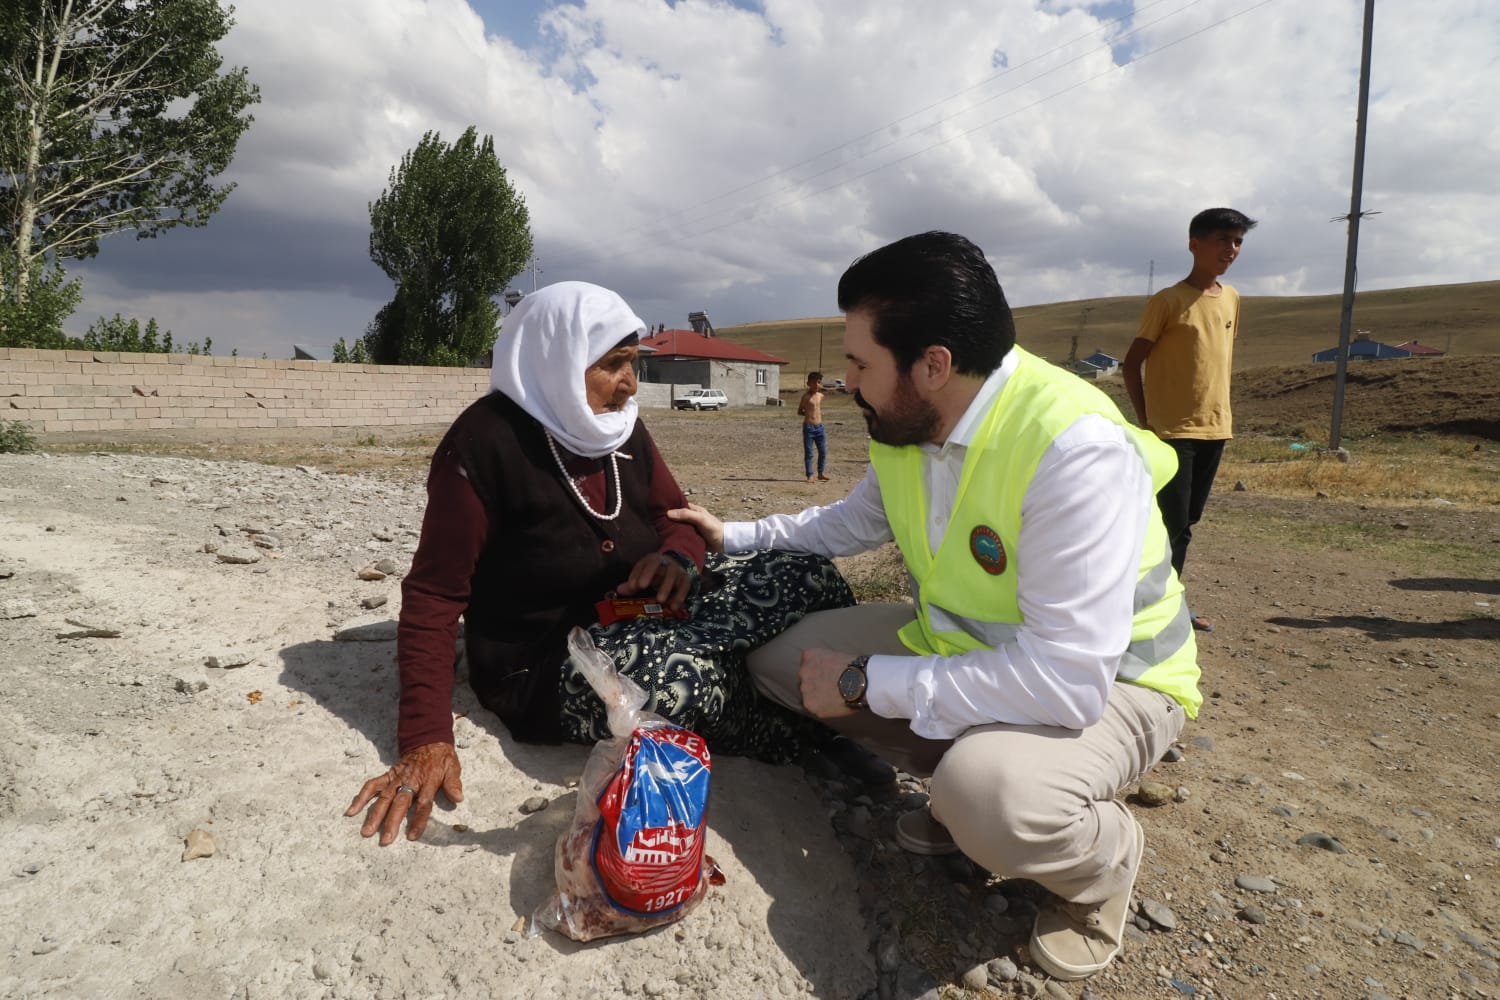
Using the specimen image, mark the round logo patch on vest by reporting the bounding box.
[969,525,1007,576]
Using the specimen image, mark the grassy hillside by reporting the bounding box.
[717,280,1500,376]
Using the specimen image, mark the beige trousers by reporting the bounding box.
[746,603,1185,905]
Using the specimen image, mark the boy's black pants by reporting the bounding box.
[1157,437,1226,577]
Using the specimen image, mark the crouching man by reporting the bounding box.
[670,231,1201,981]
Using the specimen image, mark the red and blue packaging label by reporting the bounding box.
[591,726,712,916]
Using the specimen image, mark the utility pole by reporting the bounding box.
[1328,0,1376,455]
[1076,305,1093,360]
[529,256,543,291]
[1146,259,1155,298]
[818,324,824,371]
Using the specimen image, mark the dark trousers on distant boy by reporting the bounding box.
[1157,438,1225,576]
[803,423,827,479]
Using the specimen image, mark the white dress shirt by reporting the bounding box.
[722,350,1155,737]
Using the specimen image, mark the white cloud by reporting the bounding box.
[66,0,1500,358]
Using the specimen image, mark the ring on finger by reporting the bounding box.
[395,784,417,796]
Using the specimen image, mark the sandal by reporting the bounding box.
[1190,612,1214,633]
[894,806,960,856]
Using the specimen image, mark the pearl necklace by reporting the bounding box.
[545,432,622,521]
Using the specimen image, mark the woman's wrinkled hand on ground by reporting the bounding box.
[345,742,464,845]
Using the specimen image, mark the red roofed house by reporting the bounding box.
[639,323,789,408]
[1394,340,1445,357]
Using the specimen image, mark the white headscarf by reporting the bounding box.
[489,281,647,458]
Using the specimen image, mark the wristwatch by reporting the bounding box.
[837,655,869,709]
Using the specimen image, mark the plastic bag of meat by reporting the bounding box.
[533,627,722,941]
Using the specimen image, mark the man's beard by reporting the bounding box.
[855,376,940,447]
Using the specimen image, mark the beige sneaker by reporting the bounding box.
[893,806,960,856]
[1029,813,1145,981]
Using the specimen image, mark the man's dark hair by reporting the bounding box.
[836,231,1015,377]
[1189,208,1258,239]
[807,371,822,383]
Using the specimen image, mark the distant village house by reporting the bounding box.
[1063,350,1119,380]
[1310,331,1436,362]
[640,320,788,407]
[1393,340,1445,357]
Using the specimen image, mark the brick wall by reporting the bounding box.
[0,348,681,434]
[0,348,492,433]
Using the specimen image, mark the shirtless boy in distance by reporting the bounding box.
[797,371,830,483]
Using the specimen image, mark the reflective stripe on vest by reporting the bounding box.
[1118,599,1195,679]
[915,550,1190,679]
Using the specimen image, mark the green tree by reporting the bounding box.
[78,313,165,351]
[73,313,210,354]
[332,336,370,364]
[0,0,260,310]
[0,247,80,347]
[364,126,532,366]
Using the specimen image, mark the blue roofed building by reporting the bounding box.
[1081,351,1119,376]
[1311,332,1411,363]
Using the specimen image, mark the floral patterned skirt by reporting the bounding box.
[558,550,855,764]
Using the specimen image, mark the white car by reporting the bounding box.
[673,388,729,411]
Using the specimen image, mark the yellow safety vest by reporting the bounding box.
[869,347,1202,718]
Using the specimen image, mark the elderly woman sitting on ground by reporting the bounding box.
[347,281,885,845]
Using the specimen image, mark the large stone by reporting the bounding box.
[205,650,255,669]
[1135,781,1176,806]
[0,598,39,619]
[182,829,216,861]
[334,615,398,642]
[1235,874,1278,894]
[1138,898,1178,931]
[1296,831,1348,854]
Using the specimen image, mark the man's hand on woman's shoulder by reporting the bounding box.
[666,502,726,553]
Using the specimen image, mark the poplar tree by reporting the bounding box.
[364,127,532,366]
[0,0,259,341]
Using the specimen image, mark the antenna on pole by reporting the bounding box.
[529,256,543,291]
[1328,0,1377,456]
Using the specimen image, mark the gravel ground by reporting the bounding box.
[3,407,1499,1000]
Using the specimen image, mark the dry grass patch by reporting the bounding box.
[1222,434,1500,507]
[720,280,1500,378]
[1212,503,1497,579]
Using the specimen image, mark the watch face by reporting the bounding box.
[838,666,864,701]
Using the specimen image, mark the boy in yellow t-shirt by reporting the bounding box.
[1123,207,1258,633]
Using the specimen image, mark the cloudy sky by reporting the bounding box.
[67,0,1499,359]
